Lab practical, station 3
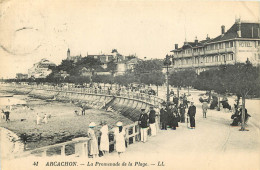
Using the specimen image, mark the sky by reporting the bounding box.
[0,0,259,78]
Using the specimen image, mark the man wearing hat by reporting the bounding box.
[160,103,168,130]
[179,100,186,123]
[138,109,149,142]
[187,101,196,129]
[149,106,156,136]
[173,94,179,106]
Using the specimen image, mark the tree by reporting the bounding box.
[106,59,117,76]
[139,71,164,95]
[220,62,260,131]
[169,69,197,97]
[114,73,137,86]
[134,59,163,76]
[91,74,114,84]
[195,62,259,130]
[181,69,197,94]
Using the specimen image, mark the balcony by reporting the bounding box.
[204,47,235,55]
[204,49,219,55]
[193,51,203,56]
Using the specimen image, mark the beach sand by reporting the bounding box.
[0,94,133,151]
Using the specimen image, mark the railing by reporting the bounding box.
[7,84,164,107]
[105,121,141,152]
[0,83,160,159]
[12,121,152,158]
[13,137,90,158]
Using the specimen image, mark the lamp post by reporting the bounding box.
[164,54,172,111]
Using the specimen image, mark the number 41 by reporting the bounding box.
[33,162,39,166]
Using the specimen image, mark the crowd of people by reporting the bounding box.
[86,91,198,159]
[1,86,253,159]
[160,92,197,130]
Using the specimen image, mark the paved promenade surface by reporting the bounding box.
[2,89,260,170]
[101,90,260,170]
[102,105,260,170]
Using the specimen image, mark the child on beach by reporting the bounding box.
[36,113,41,125]
[43,114,48,124]
[74,110,79,116]
[88,122,99,158]
[1,110,6,120]
[2,110,10,122]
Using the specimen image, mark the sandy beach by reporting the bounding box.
[0,94,133,151]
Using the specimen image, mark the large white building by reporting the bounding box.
[28,59,56,78]
[170,18,260,73]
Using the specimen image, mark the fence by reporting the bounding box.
[12,121,153,158]
[13,137,90,158]
[2,83,159,158]
[8,83,164,107]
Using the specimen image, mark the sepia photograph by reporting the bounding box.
[0,0,259,170]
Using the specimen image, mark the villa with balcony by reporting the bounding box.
[170,18,260,74]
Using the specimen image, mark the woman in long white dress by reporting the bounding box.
[114,122,126,157]
[100,121,109,155]
[88,122,99,158]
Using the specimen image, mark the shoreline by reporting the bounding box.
[0,93,133,151]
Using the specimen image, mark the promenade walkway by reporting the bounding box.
[96,89,259,170]
[102,98,260,170]
[1,84,259,170]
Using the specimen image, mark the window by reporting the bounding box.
[230,41,233,47]
[219,43,223,49]
[231,54,234,60]
[225,42,229,48]
[226,55,230,61]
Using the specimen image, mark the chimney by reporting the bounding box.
[195,36,198,45]
[221,25,225,35]
[237,19,241,37]
[175,44,178,49]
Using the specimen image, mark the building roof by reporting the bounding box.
[208,22,260,43]
[34,58,56,68]
[171,20,260,52]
